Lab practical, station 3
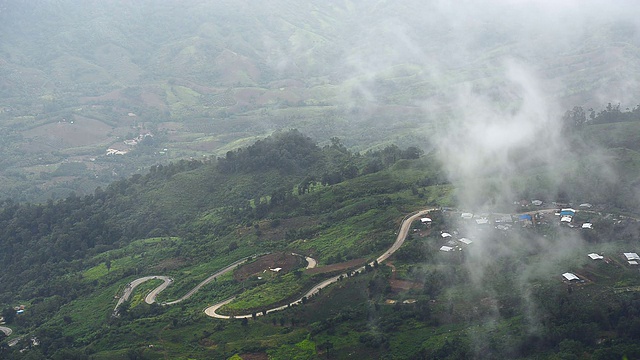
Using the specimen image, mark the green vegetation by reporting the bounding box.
[2,116,640,359]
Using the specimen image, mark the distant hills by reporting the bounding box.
[1,0,640,201]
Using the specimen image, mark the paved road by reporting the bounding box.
[204,208,434,319]
[292,253,317,269]
[159,256,256,305]
[0,326,12,336]
[113,254,265,316]
[113,276,172,316]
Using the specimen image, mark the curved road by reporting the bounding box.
[114,252,314,315]
[0,325,12,336]
[204,208,433,319]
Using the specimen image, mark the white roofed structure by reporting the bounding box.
[459,238,473,245]
[588,253,603,260]
[582,223,593,229]
[624,253,640,261]
[441,232,452,238]
[562,273,579,281]
[461,213,473,219]
[439,246,453,252]
[420,217,432,223]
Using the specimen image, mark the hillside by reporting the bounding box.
[1,125,640,358]
[1,1,640,201]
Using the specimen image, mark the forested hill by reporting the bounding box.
[0,130,429,305]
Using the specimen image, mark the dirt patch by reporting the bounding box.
[23,116,113,149]
[239,353,268,360]
[151,258,188,272]
[305,258,367,275]
[389,279,422,292]
[233,252,302,281]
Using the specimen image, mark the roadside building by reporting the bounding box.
[439,246,454,252]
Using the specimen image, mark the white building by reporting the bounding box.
[562,272,580,281]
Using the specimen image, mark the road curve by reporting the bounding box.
[0,326,12,336]
[113,276,172,315]
[204,208,434,319]
[113,254,268,316]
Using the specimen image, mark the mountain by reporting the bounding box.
[1,0,640,201]
[0,123,640,358]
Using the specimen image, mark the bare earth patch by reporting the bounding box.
[233,252,302,281]
[305,258,367,275]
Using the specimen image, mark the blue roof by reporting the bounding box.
[519,214,532,220]
[560,211,575,216]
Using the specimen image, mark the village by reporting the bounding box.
[425,200,640,286]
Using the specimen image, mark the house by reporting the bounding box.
[582,223,593,229]
[519,214,532,221]
[475,218,489,225]
[624,253,640,261]
[441,232,452,238]
[560,216,572,223]
[494,214,513,223]
[579,203,593,208]
[588,253,603,260]
[269,267,282,272]
[420,217,432,223]
[461,213,473,219]
[531,200,543,206]
[439,246,454,252]
[459,238,473,245]
[560,208,576,216]
[562,272,580,281]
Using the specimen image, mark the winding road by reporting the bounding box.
[204,208,433,319]
[114,208,433,320]
[114,255,266,315]
[0,326,12,336]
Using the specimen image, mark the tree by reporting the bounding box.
[562,106,586,130]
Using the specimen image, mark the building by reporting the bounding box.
[439,246,453,252]
[624,253,640,265]
[562,272,580,281]
[588,253,603,260]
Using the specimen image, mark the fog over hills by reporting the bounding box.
[0,0,639,200]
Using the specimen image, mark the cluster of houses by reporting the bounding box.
[106,132,155,156]
[438,231,473,252]
[562,252,640,283]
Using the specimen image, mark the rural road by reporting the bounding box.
[204,208,433,319]
[0,326,12,336]
[113,276,172,315]
[113,254,271,315]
